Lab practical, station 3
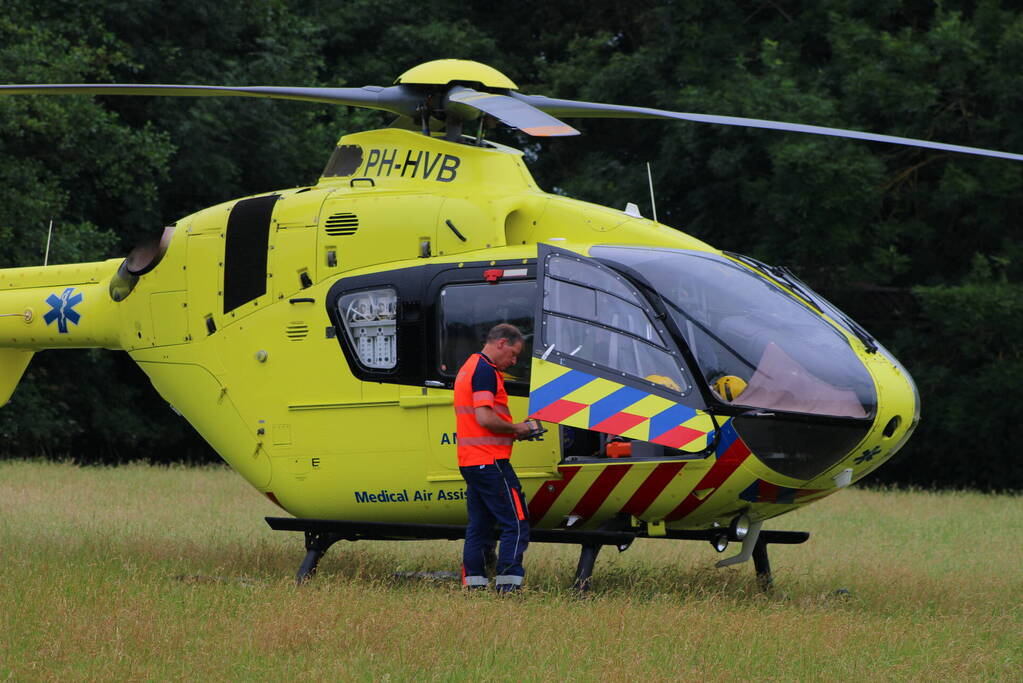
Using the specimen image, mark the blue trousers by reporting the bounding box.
[460,459,530,589]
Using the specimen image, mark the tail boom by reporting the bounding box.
[0,260,123,350]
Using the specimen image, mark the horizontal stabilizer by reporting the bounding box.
[0,349,33,406]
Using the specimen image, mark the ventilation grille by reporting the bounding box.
[324,212,359,236]
[285,322,309,341]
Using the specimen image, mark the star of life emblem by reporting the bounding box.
[43,287,83,333]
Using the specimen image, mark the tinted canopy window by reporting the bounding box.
[592,246,876,418]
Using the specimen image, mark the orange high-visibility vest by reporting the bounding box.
[454,353,514,466]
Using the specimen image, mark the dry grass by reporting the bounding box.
[1,460,1020,681]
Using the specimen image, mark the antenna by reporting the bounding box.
[44,219,53,266]
[646,162,658,223]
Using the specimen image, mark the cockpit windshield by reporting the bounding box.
[591,246,877,419]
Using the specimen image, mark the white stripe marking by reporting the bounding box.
[495,575,523,586]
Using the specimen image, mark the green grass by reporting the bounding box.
[1,460,1020,680]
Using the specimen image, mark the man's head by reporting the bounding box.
[482,323,525,371]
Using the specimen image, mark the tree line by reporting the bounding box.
[1,0,1020,489]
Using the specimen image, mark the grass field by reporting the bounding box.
[1,460,1020,681]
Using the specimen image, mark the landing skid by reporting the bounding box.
[266,517,809,591]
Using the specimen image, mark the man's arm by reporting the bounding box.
[474,406,535,439]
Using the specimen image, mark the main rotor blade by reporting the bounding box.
[446,86,579,137]
[0,83,423,117]
[511,93,1023,162]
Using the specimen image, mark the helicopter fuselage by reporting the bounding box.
[0,127,918,535]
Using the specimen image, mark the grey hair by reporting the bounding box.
[486,323,524,345]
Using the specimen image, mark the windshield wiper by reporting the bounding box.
[726,252,821,312]
[726,252,878,354]
[776,266,877,354]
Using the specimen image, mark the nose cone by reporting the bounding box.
[852,345,920,482]
[730,340,920,485]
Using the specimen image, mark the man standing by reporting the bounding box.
[454,323,536,592]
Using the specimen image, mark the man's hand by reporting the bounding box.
[474,406,539,440]
[515,419,548,441]
[511,420,536,440]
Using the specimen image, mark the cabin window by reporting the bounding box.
[336,287,398,370]
[438,281,536,385]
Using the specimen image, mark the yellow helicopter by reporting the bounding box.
[2,58,1014,590]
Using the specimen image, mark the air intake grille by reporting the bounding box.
[285,322,309,341]
[324,212,359,236]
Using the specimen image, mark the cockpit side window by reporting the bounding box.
[545,278,657,341]
[548,255,641,303]
[540,252,692,396]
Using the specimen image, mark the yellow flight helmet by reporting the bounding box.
[713,375,748,402]
[645,374,682,392]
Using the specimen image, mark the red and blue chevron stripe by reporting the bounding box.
[527,362,712,449]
